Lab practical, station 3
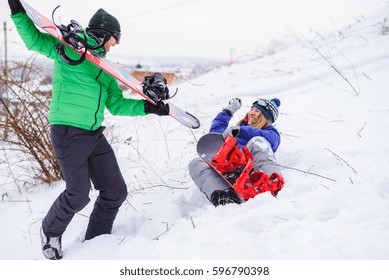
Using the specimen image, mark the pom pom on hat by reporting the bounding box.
[271,98,281,107]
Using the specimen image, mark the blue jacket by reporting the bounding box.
[210,111,281,152]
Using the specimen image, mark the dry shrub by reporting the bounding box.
[0,56,62,188]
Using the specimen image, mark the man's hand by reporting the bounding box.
[8,0,26,15]
[144,101,169,116]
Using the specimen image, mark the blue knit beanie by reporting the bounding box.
[252,98,281,123]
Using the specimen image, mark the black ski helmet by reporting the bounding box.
[88,9,121,41]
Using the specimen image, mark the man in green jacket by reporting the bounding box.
[8,0,169,260]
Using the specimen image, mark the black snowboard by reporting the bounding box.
[197,133,245,187]
[197,133,225,163]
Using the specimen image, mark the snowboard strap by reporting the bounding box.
[234,170,285,201]
[141,73,175,103]
[52,6,106,66]
[210,136,248,173]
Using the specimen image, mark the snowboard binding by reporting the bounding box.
[210,136,284,201]
[141,73,178,104]
[210,136,248,173]
[236,170,284,200]
[52,6,108,66]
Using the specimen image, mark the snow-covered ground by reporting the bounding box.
[1,0,389,279]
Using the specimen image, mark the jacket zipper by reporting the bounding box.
[90,69,103,131]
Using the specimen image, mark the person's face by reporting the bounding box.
[247,107,262,125]
[103,35,118,53]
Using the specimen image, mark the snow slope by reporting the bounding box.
[2,7,389,261]
[1,3,389,277]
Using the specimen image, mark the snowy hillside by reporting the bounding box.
[1,2,389,279]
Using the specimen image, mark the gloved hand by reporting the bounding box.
[8,0,25,15]
[144,100,169,116]
[141,73,170,103]
[223,98,241,116]
[223,126,240,138]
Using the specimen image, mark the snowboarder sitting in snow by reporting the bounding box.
[189,97,284,206]
[8,0,170,260]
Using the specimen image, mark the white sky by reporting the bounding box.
[0,0,387,62]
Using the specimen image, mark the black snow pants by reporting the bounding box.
[42,125,128,240]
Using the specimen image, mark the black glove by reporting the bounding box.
[144,101,169,116]
[141,73,169,103]
[8,0,25,15]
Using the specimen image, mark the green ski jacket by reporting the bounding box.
[11,12,147,131]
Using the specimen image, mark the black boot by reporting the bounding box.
[210,188,243,207]
[225,188,244,204]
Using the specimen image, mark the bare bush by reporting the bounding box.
[298,32,361,97]
[0,56,62,187]
[306,40,361,96]
[381,17,389,35]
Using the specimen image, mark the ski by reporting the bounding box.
[20,0,200,129]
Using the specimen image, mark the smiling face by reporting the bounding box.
[247,107,270,128]
[247,107,261,125]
